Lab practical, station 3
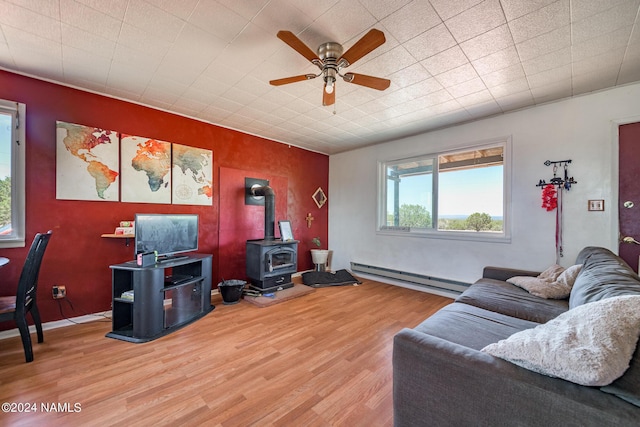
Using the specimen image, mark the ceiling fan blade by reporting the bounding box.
[323,84,335,106]
[343,73,391,91]
[277,30,320,63]
[338,29,386,67]
[270,74,317,86]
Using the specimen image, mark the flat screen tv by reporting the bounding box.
[134,214,198,261]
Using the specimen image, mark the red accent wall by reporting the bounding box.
[0,70,328,326]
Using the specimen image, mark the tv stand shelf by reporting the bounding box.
[107,254,214,343]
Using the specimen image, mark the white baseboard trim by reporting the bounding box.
[0,311,112,341]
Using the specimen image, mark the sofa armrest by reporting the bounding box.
[482,266,540,282]
[393,328,638,427]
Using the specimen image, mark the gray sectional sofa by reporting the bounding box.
[393,247,640,426]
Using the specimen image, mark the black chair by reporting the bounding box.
[0,230,52,362]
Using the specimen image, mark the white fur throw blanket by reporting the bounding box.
[482,295,640,386]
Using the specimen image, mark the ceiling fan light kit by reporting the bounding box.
[270,29,391,106]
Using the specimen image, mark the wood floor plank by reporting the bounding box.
[0,278,452,426]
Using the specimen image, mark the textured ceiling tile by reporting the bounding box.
[515,25,570,61]
[521,47,571,75]
[182,79,231,104]
[307,1,377,48]
[456,89,494,107]
[359,0,412,20]
[572,26,633,62]
[0,2,61,42]
[430,99,464,115]
[434,63,479,88]
[188,0,249,42]
[572,1,639,44]
[618,53,640,84]
[508,0,569,44]
[570,0,640,22]
[6,0,59,17]
[62,46,110,85]
[251,0,314,35]
[527,64,571,88]
[572,48,626,76]
[61,23,116,58]
[60,0,123,41]
[494,89,534,110]
[446,77,487,97]
[487,77,530,97]
[459,24,514,61]
[288,0,342,20]
[500,0,558,21]
[465,99,503,118]
[124,0,185,43]
[225,1,273,19]
[445,0,506,43]
[145,0,199,20]
[429,0,484,21]
[106,62,152,94]
[74,0,129,20]
[352,45,417,77]
[404,24,456,61]
[573,71,618,95]
[406,77,445,97]
[472,45,521,76]
[530,78,572,103]
[420,46,469,76]
[1,0,638,154]
[221,24,280,74]
[160,24,225,77]
[387,63,432,88]
[381,0,441,43]
[116,23,172,59]
[481,63,526,87]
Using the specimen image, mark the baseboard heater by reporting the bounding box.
[350,262,470,294]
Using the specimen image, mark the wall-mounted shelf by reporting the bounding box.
[101,233,134,246]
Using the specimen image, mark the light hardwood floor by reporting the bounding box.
[0,278,452,426]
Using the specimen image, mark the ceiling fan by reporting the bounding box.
[269,29,391,106]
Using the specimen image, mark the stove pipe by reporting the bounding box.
[251,185,275,240]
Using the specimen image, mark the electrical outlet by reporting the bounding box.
[52,285,66,299]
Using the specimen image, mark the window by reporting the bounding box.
[378,138,510,241]
[0,100,26,248]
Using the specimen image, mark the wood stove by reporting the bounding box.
[246,239,298,291]
[245,184,298,292]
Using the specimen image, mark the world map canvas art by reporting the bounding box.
[56,121,120,201]
[56,122,213,205]
[120,134,172,204]
[172,144,213,206]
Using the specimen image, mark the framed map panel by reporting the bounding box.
[172,144,213,206]
[120,134,172,204]
[56,121,119,201]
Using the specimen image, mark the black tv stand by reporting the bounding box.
[157,254,190,263]
[107,254,213,343]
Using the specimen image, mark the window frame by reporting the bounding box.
[0,99,26,249]
[377,137,511,243]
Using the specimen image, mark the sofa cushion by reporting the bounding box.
[482,295,640,387]
[508,264,583,299]
[414,302,539,351]
[456,279,568,323]
[601,345,640,407]
[570,247,640,309]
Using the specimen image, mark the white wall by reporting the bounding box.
[329,82,640,284]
